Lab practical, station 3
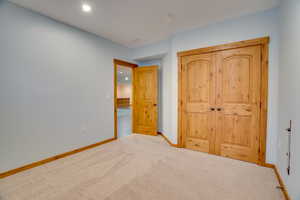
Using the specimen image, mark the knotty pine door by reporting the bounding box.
[133,66,158,135]
[181,45,262,163]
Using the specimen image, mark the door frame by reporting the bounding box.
[113,59,138,139]
[177,37,270,165]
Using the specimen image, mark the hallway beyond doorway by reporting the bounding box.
[117,107,132,138]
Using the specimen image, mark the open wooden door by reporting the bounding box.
[133,66,158,135]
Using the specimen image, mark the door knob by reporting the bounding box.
[217,108,222,111]
[210,108,215,111]
[153,104,157,106]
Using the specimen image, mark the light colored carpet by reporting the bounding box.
[0,134,284,200]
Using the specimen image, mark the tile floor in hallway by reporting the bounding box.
[117,107,132,138]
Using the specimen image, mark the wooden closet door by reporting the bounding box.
[215,46,262,163]
[181,53,216,154]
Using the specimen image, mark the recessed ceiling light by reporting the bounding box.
[82,3,92,13]
[120,71,123,74]
[125,77,129,81]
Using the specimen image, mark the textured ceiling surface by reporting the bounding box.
[9,0,280,47]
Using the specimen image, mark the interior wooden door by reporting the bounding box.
[181,53,217,154]
[133,66,158,135]
[215,46,262,163]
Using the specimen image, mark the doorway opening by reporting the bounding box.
[117,65,133,138]
[114,59,137,139]
[114,59,159,138]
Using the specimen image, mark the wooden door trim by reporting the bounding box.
[177,37,269,57]
[114,59,138,68]
[0,137,116,179]
[177,37,270,165]
[259,40,269,165]
[113,59,138,139]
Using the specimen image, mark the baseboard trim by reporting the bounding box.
[0,137,116,179]
[263,163,291,200]
[157,132,179,147]
[157,134,290,199]
[262,163,275,168]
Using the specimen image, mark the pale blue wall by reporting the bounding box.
[137,60,161,66]
[131,8,280,164]
[0,1,130,172]
[132,40,174,144]
[278,0,300,199]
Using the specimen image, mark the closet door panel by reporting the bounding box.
[182,53,217,154]
[215,46,261,163]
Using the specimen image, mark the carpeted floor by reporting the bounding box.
[0,134,284,200]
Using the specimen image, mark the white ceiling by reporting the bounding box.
[9,0,280,48]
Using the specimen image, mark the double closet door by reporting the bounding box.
[181,45,262,163]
